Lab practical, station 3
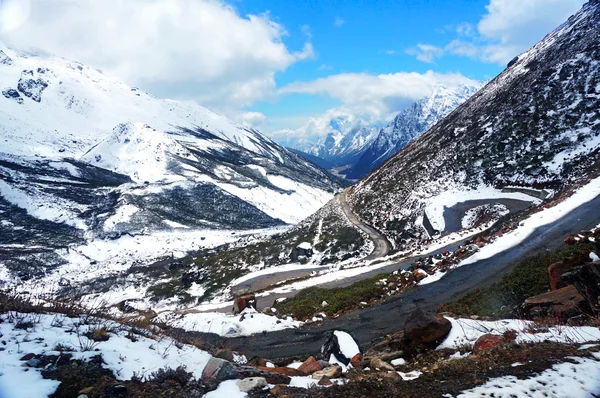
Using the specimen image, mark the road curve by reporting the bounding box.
[338,189,391,260]
[180,192,600,361]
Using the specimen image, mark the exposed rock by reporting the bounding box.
[247,356,268,367]
[297,356,321,376]
[214,349,235,362]
[404,309,452,345]
[17,70,49,103]
[256,366,300,377]
[548,261,573,290]
[317,359,331,369]
[311,365,342,380]
[369,357,395,372]
[350,353,363,369]
[0,50,12,65]
[237,366,291,385]
[236,377,267,392]
[473,334,503,353]
[201,358,239,391]
[522,285,587,320]
[563,262,600,314]
[2,88,23,104]
[233,295,257,314]
[317,375,333,386]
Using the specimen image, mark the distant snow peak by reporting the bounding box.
[0,49,13,65]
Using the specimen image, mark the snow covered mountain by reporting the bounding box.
[0,43,341,279]
[344,83,482,179]
[349,1,600,248]
[281,117,381,168]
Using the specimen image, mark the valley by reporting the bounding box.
[1,1,600,397]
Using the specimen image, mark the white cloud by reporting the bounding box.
[317,64,333,71]
[276,71,481,139]
[407,44,444,63]
[385,49,397,55]
[0,0,313,113]
[409,0,586,64]
[236,111,267,128]
[334,17,345,27]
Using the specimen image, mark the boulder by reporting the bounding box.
[311,365,342,380]
[548,262,572,290]
[237,377,267,393]
[522,285,586,320]
[404,309,452,345]
[317,375,333,386]
[297,356,322,376]
[350,353,363,369]
[201,358,239,391]
[473,334,503,353]
[563,262,600,314]
[233,295,257,314]
[370,357,395,372]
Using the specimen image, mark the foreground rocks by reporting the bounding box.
[404,309,452,345]
[522,285,586,320]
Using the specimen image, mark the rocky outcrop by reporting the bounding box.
[404,309,452,345]
[0,50,12,65]
[17,70,49,103]
[2,88,23,104]
[522,285,586,320]
[201,358,239,391]
[563,262,600,314]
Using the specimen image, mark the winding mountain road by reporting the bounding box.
[338,189,392,259]
[177,192,600,361]
[229,190,391,300]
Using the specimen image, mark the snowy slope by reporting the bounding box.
[345,83,482,179]
[349,1,600,248]
[0,43,342,282]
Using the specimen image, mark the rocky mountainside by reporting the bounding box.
[345,83,481,180]
[349,1,600,248]
[0,43,341,280]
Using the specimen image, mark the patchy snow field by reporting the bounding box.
[155,308,301,337]
[457,357,600,398]
[439,317,600,350]
[0,313,212,398]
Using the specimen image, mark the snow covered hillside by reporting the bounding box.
[0,43,341,283]
[345,83,482,179]
[349,1,600,248]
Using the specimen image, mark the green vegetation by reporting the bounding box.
[438,244,593,318]
[143,203,368,304]
[274,273,404,319]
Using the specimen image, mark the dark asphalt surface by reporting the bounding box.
[216,193,600,361]
[443,199,533,233]
[228,197,534,311]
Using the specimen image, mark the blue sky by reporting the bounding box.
[0,0,587,139]
[226,0,586,137]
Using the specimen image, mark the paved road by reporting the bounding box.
[228,190,392,302]
[193,193,600,361]
[443,199,533,233]
[338,189,392,260]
